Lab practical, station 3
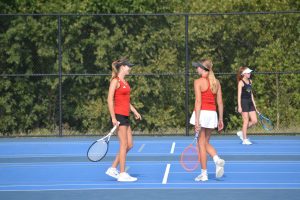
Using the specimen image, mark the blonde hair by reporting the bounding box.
[236,66,248,84]
[110,58,127,81]
[201,59,218,94]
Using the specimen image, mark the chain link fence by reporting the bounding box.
[0,12,299,136]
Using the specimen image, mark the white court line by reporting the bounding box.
[0,154,85,158]
[1,188,300,192]
[138,144,145,152]
[1,160,300,167]
[2,151,300,158]
[0,182,299,191]
[162,164,171,184]
[1,182,299,188]
[170,142,176,154]
[171,171,300,174]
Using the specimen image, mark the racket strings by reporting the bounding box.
[87,125,118,162]
[260,116,274,130]
[87,140,108,162]
[180,145,199,171]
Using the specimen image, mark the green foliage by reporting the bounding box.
[0,1,299,135]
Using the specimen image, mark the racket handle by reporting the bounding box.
[110,123,119,134]
[194,132,199,139]
[256,110,260,114]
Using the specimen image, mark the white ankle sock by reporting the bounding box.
[201,169,207,175]
[213,155,220,163]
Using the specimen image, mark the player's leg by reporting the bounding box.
[237,98,250,141]
[241,112,250,139]
[126,126,133,151]
[248,111,258,127]
[195,128,208,181]
[198,128,207,169]
[241,112,252,145]
[117,125,129,173]
[117,125,137,182]
[106,125,128,179]
[204,128,216,156]
[204,129,225,178]
[110,125,133,168]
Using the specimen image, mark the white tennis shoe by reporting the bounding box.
[106,167,120,179]
[117,172,137,182]
[215,158,225,178]
[194,173,208,182]
[242,139,252,145]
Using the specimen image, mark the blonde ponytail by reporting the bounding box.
[110,61,119,81]
[208,70,218,94]
[200,59,218,94]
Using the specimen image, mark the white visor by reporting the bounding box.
[241,68,253,75]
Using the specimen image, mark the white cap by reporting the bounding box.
[241,68,253,75]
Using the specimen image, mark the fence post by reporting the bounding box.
[185,14,190,136]
[276,73,279,130]
[58,15,63,136]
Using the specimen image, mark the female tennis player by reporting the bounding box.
[236,67,258,145]
[106,58,141,182]
[192,59,225,182]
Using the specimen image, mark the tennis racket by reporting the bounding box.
[257,111,274,131]
[180,132,200,171]
[87,124,118,162]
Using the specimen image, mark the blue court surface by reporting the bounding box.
[0,135,300,200]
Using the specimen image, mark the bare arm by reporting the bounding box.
[237,81,243,113]
[194,79,202,133]
[130,104,142,120]
[251,93,258,112]
[216,81,224,132]
[107,79,118,126]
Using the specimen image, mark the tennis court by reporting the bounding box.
[1,135,300,200]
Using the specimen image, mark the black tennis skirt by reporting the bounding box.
[241,98,255,112]
[112,114,130,126]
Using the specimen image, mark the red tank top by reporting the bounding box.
[114,77,130,116]
[201,79,216,111]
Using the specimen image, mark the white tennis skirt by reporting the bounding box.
[189,110,218,129]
